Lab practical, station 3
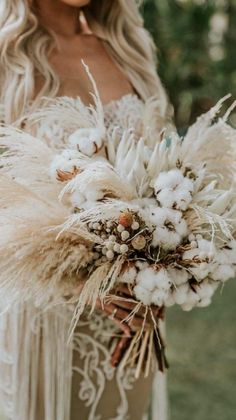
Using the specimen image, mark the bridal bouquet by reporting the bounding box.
[0,71,235,377]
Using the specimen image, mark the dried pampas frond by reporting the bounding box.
[0,175,93,309]
[24,60,106,141]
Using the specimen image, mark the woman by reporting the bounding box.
[0,1,172,419]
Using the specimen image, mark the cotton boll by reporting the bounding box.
[183,248,200,260]
[153,268,172,290]
[136,267,157,291]
[72,136,97,157]
[167,268,189,286]
[153,169,194,210]
[135,261,149,271]
[150,208,187,250]
[133,285,152,305]
[172,284,189,305]
[195,281,215,299]
[68,127,104,157]
[181,177,194,193]
[165,294,175,307]
[119,266,137,285]
[151,289,169,307]
[181,302,194,311]
[172,188,193,211]
[155,189,174,208]
[70,190,86,207]
[183,239,215,263]
[164,183,193,211]
[176,218,188,237]
[198,239,215,259]
[186,289,200,306]
[190,262,212,282]
[50,153,80,181]
[154,169,184,192]
[147,207,167,226]
[211,264,235,282]
[197,297,212,308]
[217,241,236,265]
[152,224,186,250]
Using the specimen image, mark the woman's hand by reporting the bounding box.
[72,281,162,336]
[95,284,161,336]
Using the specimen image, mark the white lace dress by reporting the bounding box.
[0,94,167,420]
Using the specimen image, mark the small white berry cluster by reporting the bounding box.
[88,211,150,265]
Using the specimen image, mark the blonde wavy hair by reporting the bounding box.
[0,0,169,123]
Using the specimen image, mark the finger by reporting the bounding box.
[109,298,138,311]
[96,300,131,337]
[109,296,150,319]
[115,283,133,297]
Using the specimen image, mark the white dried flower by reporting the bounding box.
[167,268,189,286]
[216,241,236,265]
[189,262,213,282]
[183,238,215,262]
[186,289,200,306]
[149,207,188,250]
[135,261,149,270]
[68,127,104,157]
[153,169,194,210]
[118,265,137,285]
[133,285,152,306]
[153,268,172,290]
[197,297,212,308]
[136,267,157,291]
[165,294,175,307]
[195,280,216,299]
[50,150,81,181]
[181,302,195,311]
[211,264,235,282]
[151,289,169,307]
[172,283,189,305]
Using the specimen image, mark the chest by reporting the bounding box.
[45,37,134,105]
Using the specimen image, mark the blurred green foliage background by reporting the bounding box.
[142,0,236,130]
[141,1,236,419]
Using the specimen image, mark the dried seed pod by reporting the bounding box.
[121,230,130,241]
[118,211,133,227]
[107,241,114,250]
[131,235,146,250]
[131,221,140,230]
[102,247,107,255]
[113,243,121,253]
[120,244,129,254]
[56,166,80,182]
[106,250,114,260]
[117,224,125,233]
